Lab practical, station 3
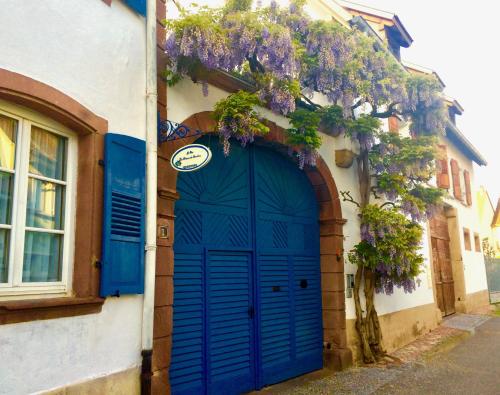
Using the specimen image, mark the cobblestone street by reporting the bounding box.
[256,312,500,395]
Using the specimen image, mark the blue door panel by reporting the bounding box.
[253,147,322,388]
[169,252,205,395]
[170,138,322,394]
[207,251,255,395]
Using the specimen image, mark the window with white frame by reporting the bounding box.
[0,103,76,297]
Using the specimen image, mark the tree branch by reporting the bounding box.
[370,186,381,200]
[340,190,361,208]
[299,94,322,110]
[371,102,402,119]
[380,201,397,209]
[351,98,365,111]
[246,53,265,74]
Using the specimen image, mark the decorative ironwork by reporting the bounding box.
[158,118,204,144]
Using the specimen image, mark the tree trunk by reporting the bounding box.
[353,148,386,362]
[353,266,375,363]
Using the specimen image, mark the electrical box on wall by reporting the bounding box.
[346,273,355,298]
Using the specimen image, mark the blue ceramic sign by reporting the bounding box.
[171,144,212,172]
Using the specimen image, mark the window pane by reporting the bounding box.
[26,178,65,230]
[0,171,13,224]
[0,114,17,170]
[23,231,62,282]
[0,229,9,283]
[29,126,67,181]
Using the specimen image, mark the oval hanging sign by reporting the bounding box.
[171,144,212,172]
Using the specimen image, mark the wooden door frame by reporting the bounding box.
[428,205,467,316]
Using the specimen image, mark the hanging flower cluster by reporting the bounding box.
[403,74,448,136]
[213,90,269,155]
[370,133,445,222]
[349,204,424,295]
[346,115,381,151]
[164,1,418,117]
[285,108,322,169]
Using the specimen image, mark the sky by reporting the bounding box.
[352,0,500,205]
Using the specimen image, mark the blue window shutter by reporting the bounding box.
[123,0,146,16]
[100,133,146,297]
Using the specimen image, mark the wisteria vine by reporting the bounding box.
[164,0,448,362]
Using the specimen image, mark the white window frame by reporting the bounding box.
[0,100,77,299]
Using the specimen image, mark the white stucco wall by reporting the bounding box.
[0,0,147,140]
[0,1,147,393]
[439,136,489,295]
[0,297,143,395]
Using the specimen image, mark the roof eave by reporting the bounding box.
[339,1,413,47]
[446,121,487,166]
[391,15,413,47]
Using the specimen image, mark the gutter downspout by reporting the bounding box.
[142,0,157,392]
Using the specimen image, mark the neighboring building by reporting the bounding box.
[427,91,489,315]
[0,1,492,395]
[492,200,500,256]
[476,186,499,258]
[477,187,500,300]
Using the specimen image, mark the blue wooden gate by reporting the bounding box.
[170,138,322,394]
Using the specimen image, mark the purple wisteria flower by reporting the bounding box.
[361,223,375,246]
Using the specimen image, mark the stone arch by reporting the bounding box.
[152,111,352,393]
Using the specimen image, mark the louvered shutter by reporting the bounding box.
[464,170,472,206]
[123,0,146,16]
[388,116,399,133]
[100,133,146,297]
[450,159,461,200]
[436,145,450,189]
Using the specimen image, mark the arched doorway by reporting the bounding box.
[169,137,322,394]
[152,112,352,394]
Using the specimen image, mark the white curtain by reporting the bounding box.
[23,127,67,283]
[0,114,17,170]
[29,126,66,180]
[0,114,16,283]
[23,232,62,282]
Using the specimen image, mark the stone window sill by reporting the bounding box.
[0,296,105,325]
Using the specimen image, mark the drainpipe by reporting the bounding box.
[142,0,157,392]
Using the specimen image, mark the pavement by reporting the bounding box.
[255,310,500,395]
[441,313,491,333]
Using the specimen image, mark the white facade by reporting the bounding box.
[167,79,437,323]
[0,1,147,393]
[439,134,489,295]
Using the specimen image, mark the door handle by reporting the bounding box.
[248,306,255,319]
